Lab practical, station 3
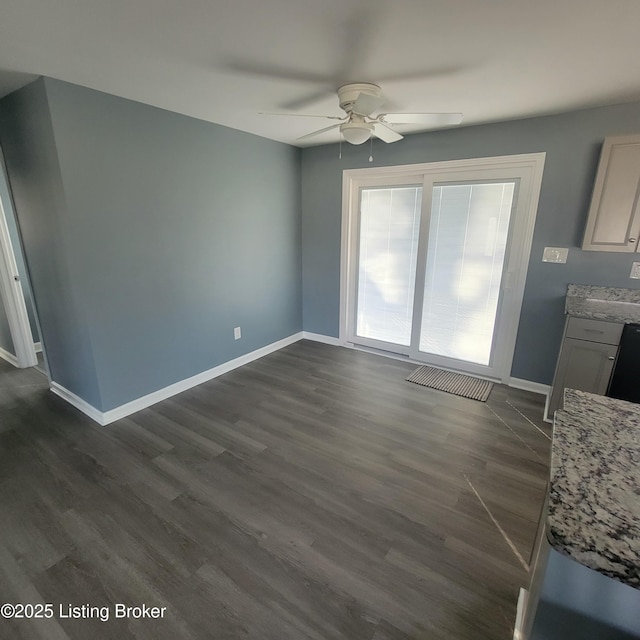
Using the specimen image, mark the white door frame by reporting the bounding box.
[0,195,38,368]
[339,152,546,383]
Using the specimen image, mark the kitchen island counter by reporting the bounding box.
[548,388,640,588]
[516,389,640,639]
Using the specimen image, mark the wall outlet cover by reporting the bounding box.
[542,247,569,263]
[630,262,640,279]
[234,326,241,340]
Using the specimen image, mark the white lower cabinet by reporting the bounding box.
[548,317,623,418]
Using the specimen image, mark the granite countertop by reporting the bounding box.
[566,284,640,324]
[547,388,640,588]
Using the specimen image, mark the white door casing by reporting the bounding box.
[0,195,38,368]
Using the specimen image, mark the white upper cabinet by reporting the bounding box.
[582,134,640,252]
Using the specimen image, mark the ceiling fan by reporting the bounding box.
[263,83,463,145]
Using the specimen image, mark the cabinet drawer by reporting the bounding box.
[565,317,623,345]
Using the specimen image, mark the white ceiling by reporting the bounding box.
[1,0,639,147]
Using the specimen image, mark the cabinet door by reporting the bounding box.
[582,134,640,252]
[548,338,618,417]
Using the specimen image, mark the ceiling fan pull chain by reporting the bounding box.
[369,135,373,163]
[339,134,342,159]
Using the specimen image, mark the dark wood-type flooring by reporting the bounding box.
[0,340,551,640]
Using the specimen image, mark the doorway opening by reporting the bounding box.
[0,150,41,370]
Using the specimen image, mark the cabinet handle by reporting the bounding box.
[630,237,637,243]
[608,356,615,360]
[584,329,604,333]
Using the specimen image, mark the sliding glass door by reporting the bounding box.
[414,181,515,366]
[343,155,545,381]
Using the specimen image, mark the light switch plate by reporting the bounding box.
[542,247,569,263]
[630,262,640,279]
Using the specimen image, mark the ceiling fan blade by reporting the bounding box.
[352,92,385,116]
[260,112,345,120]
[335,6,383,83]
[280,90,336,111]
[223,59,332,84]
[374,122,403,143]
[381,113,464,126]
[377,64,466,84]
[296,123,341,142]
[222,59,335,111]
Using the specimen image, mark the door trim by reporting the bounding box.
[0,190,37,368]
[339,153,546,383]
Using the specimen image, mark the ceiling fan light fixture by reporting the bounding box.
[341,122,373,145]
[264,82,462,146]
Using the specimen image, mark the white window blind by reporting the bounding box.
[356,187,422,345]
[419,182,515,365]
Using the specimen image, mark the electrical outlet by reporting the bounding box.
[234,326,241,340]
[630,263,640,279]
[542,247,569,263]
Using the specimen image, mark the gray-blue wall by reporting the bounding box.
[531,547,640,639]
[2,74,638,403]
[0,79,101,403]
[0,78,301,411]
[300,102,640,384]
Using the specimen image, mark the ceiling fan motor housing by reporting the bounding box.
[337,83,381,113]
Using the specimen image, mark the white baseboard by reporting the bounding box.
[508,377,550,397]
[301,331,342,346]
[513,587,528,640]
[51,332,304,426]
[0,346,18,367]
[50,382,107,425]
[508,378,553,423]
[47,332,555,430]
